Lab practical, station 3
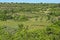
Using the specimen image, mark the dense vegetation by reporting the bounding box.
[0,3,60,40]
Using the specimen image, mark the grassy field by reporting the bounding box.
[0,3,60,40]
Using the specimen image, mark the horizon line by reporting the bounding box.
[0,2,60,3]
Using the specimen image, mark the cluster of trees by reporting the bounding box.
[0,3,60,21]
[0,9,28,21]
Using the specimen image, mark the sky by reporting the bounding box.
[0,0,60,3]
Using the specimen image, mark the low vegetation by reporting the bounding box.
[0,3,60,40]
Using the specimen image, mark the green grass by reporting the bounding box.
[0,3,60,40]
